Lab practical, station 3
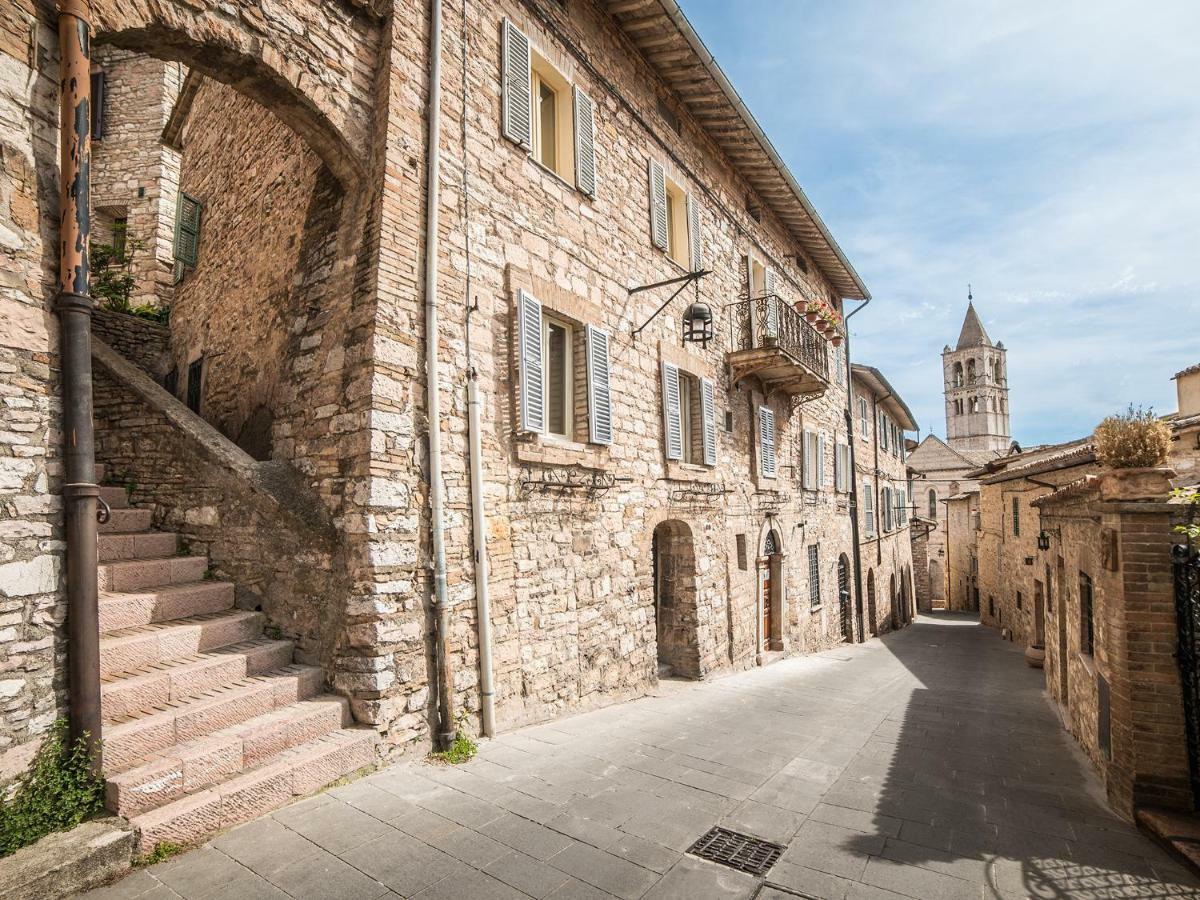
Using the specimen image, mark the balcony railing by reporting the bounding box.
[727,295,830,395]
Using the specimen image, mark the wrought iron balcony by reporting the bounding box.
[727,295,831,398]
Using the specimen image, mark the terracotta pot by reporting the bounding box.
[805,310,818,324]
[813,319,828,333]
[1024,644,1045,669]
[1098,466,1176,501]
[830,334,843,348]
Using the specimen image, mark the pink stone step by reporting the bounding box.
[100,610,263,678]
[100,485,129,510]
[99,531,179,563]
[103,665,324,772]
[106,695,351,817]
[99,508,153,534]
[98,555,208,592]
[131,728,376,853]
[99,581,234,634]
[101,639,295,723]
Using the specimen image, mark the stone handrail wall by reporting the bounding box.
[91,308,170,380]
[91,339,346,679]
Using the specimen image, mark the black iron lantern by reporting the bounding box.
[1037,530,1051,552]
[683,300,713,347]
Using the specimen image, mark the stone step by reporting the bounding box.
[130,727,376,854]
[98,555,208,592]
[106,695,352,817]
[100,610,263,678]
[101,639,295,723]
[99,581,235,634]
[99,485,129,510]
[99,531,179,563]
[99,507,153,534]
[103,665,324,773]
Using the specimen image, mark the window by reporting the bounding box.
[758,406,777,478]
[928,488,937,518]
[953,362,964,388]
[897,490,907,526]
[967,359,977,384]
[1080,572,1095,656]
[878,411,888,451]
[515,289,611,444]
[1016,591,1023,611]
[863,481,875,535]
[802,430,824,491]
[724,410,733,433]
[834,442,849,493]
[174,193,202,269]
[163,367,178,398]
[650,161,700,269]
[858,397,868,439]
[501,19,595,196]
[988,596,995,617]
[111,217,128,260]
[90,70,106,140]
[1012,496,1020,536]
[185,358,203,414]
[543,315,574,439]
[662,363,715,466]
[808,544,821,608]
[736,534,747,570]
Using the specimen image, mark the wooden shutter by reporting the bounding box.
[764,267,779,336]
[817,433,826,490]
[501,19,532,150]
[585,325,611,444]
[686,192,701,270]
[864,481,874,534]
[801,431,813,489]
[174,194,202,267]
[661,361,682,460]
[517,289,544,433]
[573,86,596,198]
[649,160,668,250]
[759,406,776,478]
[834,442,844,492]
[700,377,716,466]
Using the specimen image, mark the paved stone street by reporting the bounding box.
[84,615,1200,900]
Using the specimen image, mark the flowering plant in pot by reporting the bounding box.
[1093,405,1175,500]
[804,302,821,324]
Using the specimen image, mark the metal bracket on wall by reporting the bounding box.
[518,465,631,498]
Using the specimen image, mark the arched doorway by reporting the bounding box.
[652,521,700,679]
[866,569,877,637]
[837,554,852,643]
[890,573,899,630]
[758,527,784,657]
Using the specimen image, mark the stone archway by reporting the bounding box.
[756,525,785,658]
[652,520,700,679]
[866,569,878,636]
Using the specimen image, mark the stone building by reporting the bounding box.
[908,300,1013,610]
[850,364,917,635]
[0,0,905,851]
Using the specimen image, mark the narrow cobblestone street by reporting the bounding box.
[85,615,1200,900]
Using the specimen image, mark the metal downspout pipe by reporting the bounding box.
[57,0,103,774]
[467,374,495,737]
[423,0,454,750]
[844,297,871,642]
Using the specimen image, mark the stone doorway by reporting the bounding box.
[866,569,878,636]
[652,520,700,679]
[757,528,784,656]
[838,554,853,642]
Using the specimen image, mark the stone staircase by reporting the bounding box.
[95,471,376,852]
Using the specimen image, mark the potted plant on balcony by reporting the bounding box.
[1093,405,1175,501]
[804,302,820,325]
[829,329,843,348]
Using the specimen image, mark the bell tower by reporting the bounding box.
[942,292,1011,455]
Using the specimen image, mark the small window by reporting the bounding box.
[530,54,574,182]
[736,534,747,571]
[863,481,875,535]
[859,397,868,439]
[185,358,203,414]
[1080,572,1095,656]
[163,367,178,398]
[90,70,106,140]
[664,178,689,268]
[543,315,574,439]
[724,410,733,433]
[808,544,821,608]
[656,96,680,134]
[1016,591,1023,611]
[678,371,700,464]
[988,596,995,617]
[1012,496,1020,536]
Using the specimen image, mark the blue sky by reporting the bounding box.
[683,0,1200,445]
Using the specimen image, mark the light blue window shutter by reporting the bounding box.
[661,361,682,460]
[801,431,813,489]
[649,160,668,251]
[686,192,701,270]
[585,325,611,444]
[501,19,532,150]
[817,433,826,490]
[759,406,776,478]
[517,289,544,433]
[700,376,716,466]
[864,480,874,533]
[764,268,779,337]
[834,442,844,492]
[573,86,596,198]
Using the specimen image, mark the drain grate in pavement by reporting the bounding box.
[687,826,784,876]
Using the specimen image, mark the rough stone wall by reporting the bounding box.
[911,528,930,613]
[350,0,880,743]
[1035,489,1191,818]
[92,307,169,378]
[89,45,182,308]
[0,3,65,778]
[945,494,977,612]
[168,78,342,464]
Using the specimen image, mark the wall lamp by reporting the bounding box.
[630,270,713,347]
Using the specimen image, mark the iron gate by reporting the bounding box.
[1173,541,1200,807]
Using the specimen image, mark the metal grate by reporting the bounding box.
[688,827,784,876]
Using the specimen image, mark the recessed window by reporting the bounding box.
[656,96,680,134]
[664,178,689,268]
[724,409,733,433]
[186,358,203,414]
[808,544,821,608]
[678,370,697,464]
[1012,496,1020,536]
[736,534,748,570]
[530,54,574,182]
[543,315,574,439]
[1080,572,1095,656]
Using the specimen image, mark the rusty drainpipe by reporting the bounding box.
[57,0,103,775]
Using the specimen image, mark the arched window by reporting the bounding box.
[966,359,976,384]
[953,362,963,387]
[927,488,937,518]
[971,396,980,413]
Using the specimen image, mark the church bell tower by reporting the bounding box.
[942,292,1011,455]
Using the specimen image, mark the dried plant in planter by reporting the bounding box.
[1093,405,1172,469]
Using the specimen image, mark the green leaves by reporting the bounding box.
[0,720,104,858]
[429,732,478,765]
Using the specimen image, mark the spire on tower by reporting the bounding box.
[955,299,992,350]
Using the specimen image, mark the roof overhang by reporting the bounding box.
[850,364,918,430]
[602,0,869,301]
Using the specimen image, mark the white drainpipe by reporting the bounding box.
[467,371,495,736]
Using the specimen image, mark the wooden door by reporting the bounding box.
[761,566,772,651]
